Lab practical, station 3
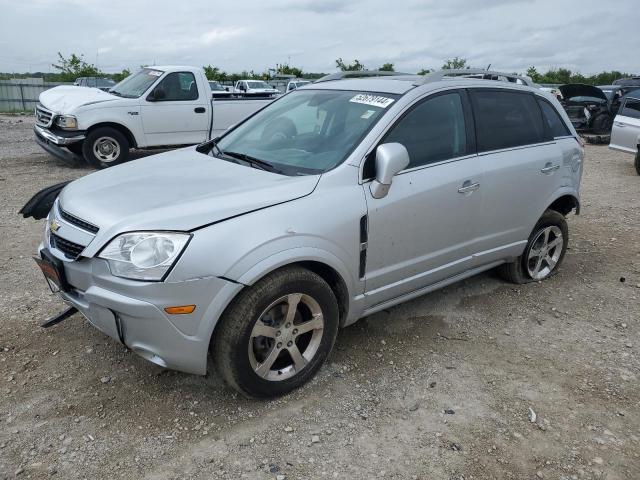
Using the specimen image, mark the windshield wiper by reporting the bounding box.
[109,90,123,97]
[223,151,282,174]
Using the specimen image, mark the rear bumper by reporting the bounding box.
[34,125,85,166]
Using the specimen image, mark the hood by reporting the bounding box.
[39,85,117,114]
[558,84,607,102]
[58,147,320,252]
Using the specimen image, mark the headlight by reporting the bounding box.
[99,232,191,281]
[55,115,78,130]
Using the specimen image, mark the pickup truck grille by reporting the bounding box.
[50,232,85,259]
[35,104,54,127]
[59,208,99,234]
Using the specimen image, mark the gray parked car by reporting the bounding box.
[609,90,640,175]
[22,69,584,398]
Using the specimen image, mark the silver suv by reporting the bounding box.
[27,69,584,398]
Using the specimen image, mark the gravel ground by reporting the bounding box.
[1,115,639,480]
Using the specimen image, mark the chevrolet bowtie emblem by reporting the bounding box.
[50,219,61,232]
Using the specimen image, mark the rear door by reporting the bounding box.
[362,89,484,307]
[610,96,640,154]
[141,71,209,146]
[468,89,570,265]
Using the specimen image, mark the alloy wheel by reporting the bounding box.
[248,293,324,381]
[526,225,564,280]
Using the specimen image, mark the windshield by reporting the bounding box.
[214,89,399,175]
[247,81,270,89]
[110,68,163,98]
[209,82,225,91]
[97,78,115,87]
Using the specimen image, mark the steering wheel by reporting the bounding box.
[261,117,297,146]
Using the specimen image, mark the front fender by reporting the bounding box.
[235,246,358,294]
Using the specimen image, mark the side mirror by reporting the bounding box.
[369,143,410,199]
[148,87,166,101]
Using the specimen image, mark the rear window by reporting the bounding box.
[621,98,640,119]
[470,90,546,152]
[537,98,571,138]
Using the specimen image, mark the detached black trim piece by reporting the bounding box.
[34,131,84,167]
[41,306,77,328]
[19,181,71,220]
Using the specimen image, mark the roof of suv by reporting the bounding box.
[311,76,537,96]
[310,69,536,96]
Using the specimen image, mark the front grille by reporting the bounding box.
[50,233,85,259]
[35,104,54,127]
[59,208,99,234]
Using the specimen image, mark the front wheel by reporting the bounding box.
[82,127,129,169]
[498,209,569,284]
[212,267,339,398]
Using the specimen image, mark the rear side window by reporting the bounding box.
[383,92,468,169]
[621,98,640,119]
[537,98,571,138]
[470,90,545,152]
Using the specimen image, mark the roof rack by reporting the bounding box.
[415,69,534,87]
[315,70,410,83]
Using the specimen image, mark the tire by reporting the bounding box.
[82,127,129,169]
[498,209,569,284]
[635,150,640,176]
[212,267,339,398]
[591,114,612,135]
[66,141,84,155]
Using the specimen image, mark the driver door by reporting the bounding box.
[141,71,209,146]
[363,90,484,308]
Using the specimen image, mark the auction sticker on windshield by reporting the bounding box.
[147,70,163,77]
[349,94,395,109]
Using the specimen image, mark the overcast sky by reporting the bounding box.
[0,0,637,75]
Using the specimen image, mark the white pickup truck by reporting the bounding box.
[233,79,280,96]
[34,66,276,168]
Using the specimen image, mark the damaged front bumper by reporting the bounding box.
[35,244,243,375]
[34,125,85,166]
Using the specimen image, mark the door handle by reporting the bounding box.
[194,107,206,113]
[458,181,480,194]
[614,122,626,128]
[541,164,560,174]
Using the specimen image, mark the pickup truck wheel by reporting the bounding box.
[83,128,129,169]
[498,209,568,284]
[212,267,339,398]
[635,150,640,176]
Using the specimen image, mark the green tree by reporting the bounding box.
[526,66,540,83]
[112,68,131,82]
[441,57,468,70]
[52,52,100,82]
[378,63,394,72]
[203,65,221,80]
[417,68,431,75]
[276,63,303,78]
[335,58,365,71]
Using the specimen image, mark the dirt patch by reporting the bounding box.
[0,116,639,479]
